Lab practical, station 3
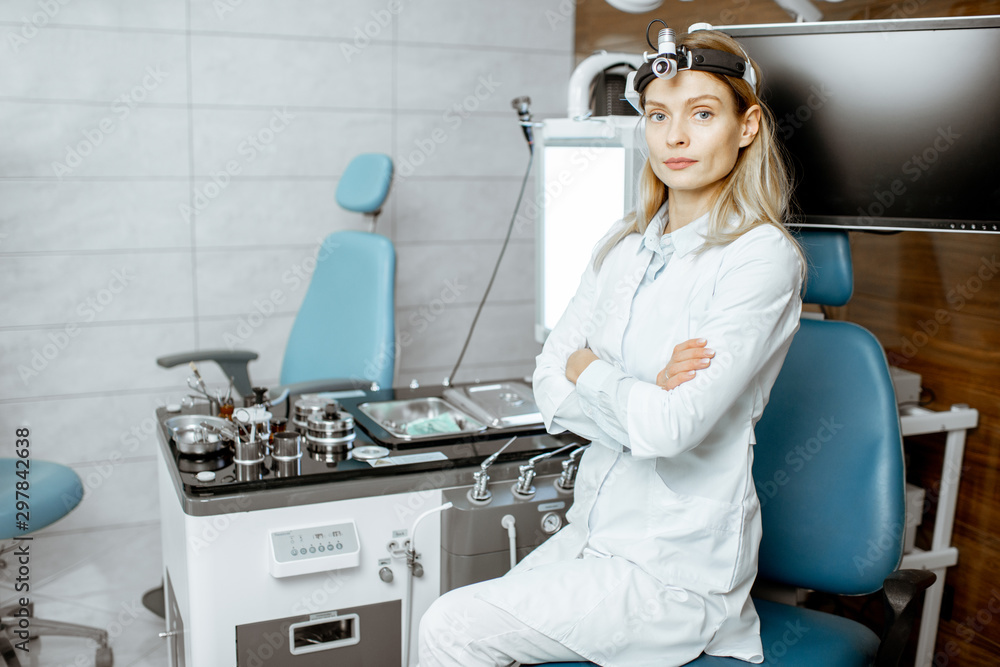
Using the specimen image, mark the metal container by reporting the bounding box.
[271,432,302,460]
[233,437,265,465]
[165,415,234,456]
[443,381,542,429]
[235,461,264,482]
[292,395,332,432]
[232,406,271,464]
[305,405,356,458]
[356,397,486,440]
[272,457,301,478]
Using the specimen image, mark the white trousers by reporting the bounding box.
[418,579,589,667]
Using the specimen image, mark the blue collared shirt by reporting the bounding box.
[578,208,713,447]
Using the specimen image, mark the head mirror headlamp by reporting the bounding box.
[624,22,757,115]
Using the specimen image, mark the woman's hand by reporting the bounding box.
[656,338,714,390]
[566,348,600,384]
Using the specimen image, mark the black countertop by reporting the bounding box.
[157,381,583,516]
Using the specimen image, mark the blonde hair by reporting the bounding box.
[594,29,805,279]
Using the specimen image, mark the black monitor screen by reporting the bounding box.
[728,17,1000,233]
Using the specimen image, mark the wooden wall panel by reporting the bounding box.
[845,232,1000,663]
[577,1,1000,663]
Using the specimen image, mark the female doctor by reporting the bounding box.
[420,26,806,667]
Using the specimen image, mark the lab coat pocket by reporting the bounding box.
[645,469,743,594]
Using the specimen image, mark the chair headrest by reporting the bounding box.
[795,229,853,307]
[336,153,394,214]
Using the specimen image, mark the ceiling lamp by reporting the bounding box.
[605,0,665,13]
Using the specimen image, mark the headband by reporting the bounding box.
[624,22,757,114]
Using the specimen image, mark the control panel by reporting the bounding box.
[268,520,360,578]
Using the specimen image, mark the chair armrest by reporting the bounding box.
[0,631,21,667]
[874,568,937,667]
[156,349,259,398]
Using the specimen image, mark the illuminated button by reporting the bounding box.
[336,542,343,550]
[318,545,325,552]
[327,543,334,551]
[309,547,316,553]
[291,549,297,556]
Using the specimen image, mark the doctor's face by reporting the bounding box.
[643,72,760,201]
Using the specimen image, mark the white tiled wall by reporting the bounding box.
[0,0,573,536]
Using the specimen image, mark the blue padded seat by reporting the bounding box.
[797,229,853,306]
[686,600,878,666]
[0,458,113,663]
[156,155,399,397]
[280,230,396,389]
[0,458,83,540]
[542,598,879,666]
[335,153,393,213]
[752,319,903,594]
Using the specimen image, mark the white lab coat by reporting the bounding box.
[475,206,803,666]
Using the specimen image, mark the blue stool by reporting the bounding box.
[0,458,113,666]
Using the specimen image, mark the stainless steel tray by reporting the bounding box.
[443,381,542,429]
[356,397,486,440]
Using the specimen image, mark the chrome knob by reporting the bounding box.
[557,445,590,492]
[470,468,492,503]
[511,443,578,497]
[513,463,537,497]
[379,566,394,583]
[468,437,517,504]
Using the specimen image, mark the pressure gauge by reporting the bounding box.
[541,512,562,534]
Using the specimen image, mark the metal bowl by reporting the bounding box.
[165,415,234,456]
[357,397,486,440]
